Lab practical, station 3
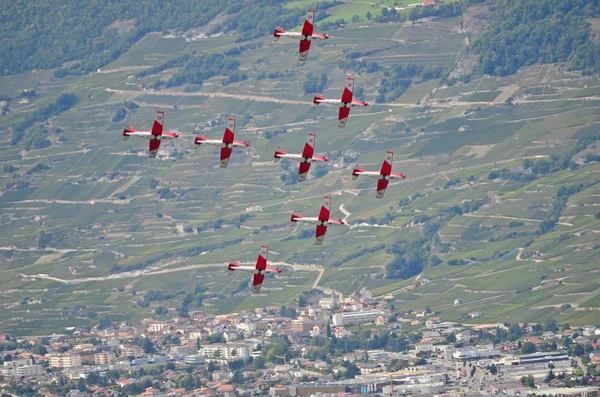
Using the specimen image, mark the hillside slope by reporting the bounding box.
[0,1,599,335]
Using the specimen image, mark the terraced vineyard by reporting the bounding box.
[0,7,599,335]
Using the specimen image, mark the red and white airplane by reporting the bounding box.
[313,77,368,128]
[274,10,329,61]
[122,110,179,158]
[291,196,345,245]
[274,133,328,182]
[194,118,250,168]
[228,245,282,294]
[352,151,406,198]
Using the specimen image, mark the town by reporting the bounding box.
[1,288,599,397]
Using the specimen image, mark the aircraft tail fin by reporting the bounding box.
[123,125,134,140]
[352,164,363,180]
[313,93,324,108]
[228,261,238,274]
[274,146,286,162]
[194,135,205,146]
[273,25,284,41]
[291,210,301,223]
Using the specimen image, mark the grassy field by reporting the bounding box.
[0,7,598,335]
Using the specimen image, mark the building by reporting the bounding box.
[184,355,206,365]
[94,351,113,365]
[1,359,45,377]
[48,353,82,368]
[147,323,169,333]
[517,351,570,366]
[291,319,312,332]
[453,347,500,360]
[200,343,250,360]
[331,310,384,326]
[170,345,197,356]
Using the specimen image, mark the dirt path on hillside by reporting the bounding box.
[107,88,308,105]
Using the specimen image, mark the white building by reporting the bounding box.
[331,310,384,326]
[2,359,45,377]
[199,343,250,360]
[147,323,169,333]
[48,353,82,368]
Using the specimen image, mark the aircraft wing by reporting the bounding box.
[301,134,315,158]
[255,245,268,271]
[341,78,354,103]
[151,110,164,136]
[149,138,161,158]
[298,161,311,182]
[318,196,331,222]
[301,10,314,36]
[380,151,393,175]
[299,40,311,61]
[252,274,265,294]
[223,118,235,144]
[252,247,268,294]
[315,224,327,245]
[376,179,389,199]
[220,147,232,168]
[338,106,351,128]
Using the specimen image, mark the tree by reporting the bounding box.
[177,374,194,390]
[521,375,535,388]
[207,361,217,372]
[253,356,266,370]
[32,343,47,355]
[366,11,372,20]
[521,342,537,354]
[142,337,154,353]
[470,366,476,377]
[155,306,168,316]
[573,344,585,357]
[545,369,556,382]
[232,370,243,384]
[489,363,498,375]
[298,294,308,307]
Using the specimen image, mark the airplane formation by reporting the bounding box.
[121,10,407,294]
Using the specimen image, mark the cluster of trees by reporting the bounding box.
[376,64,444,103]
[303,72,328,94]
[331,244,386,268]
[162,53,241,88]
[540,182,591,234]
[11,93,78,148]
[469,0,600,76]
[386,200,486,278]
[112,100,140,123]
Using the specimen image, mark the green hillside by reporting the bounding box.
[0,0,599,335]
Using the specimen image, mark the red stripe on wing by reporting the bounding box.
[339,107,351,121]
[377,178,389,193]
[151,120,163,136]
[252,274,265,292]
[221,147,232,161]
[341,87,353,104]
[149,139,161,152]
[299,40,311,56]
[299,161,311,179]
